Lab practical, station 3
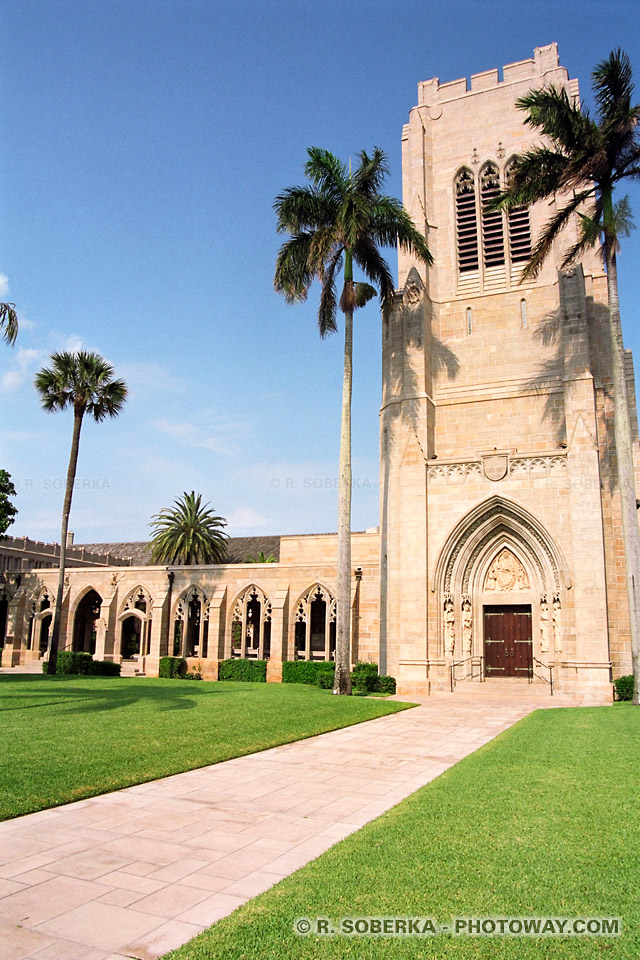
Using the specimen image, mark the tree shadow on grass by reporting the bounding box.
[0,675,275,716]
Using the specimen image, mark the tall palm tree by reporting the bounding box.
[149,491,228,565]
[35,351,128,674]
[274,147,432,694]
[494,50,640,703]
[0,303,18,345]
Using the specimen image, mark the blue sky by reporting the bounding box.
[2,0,640,544]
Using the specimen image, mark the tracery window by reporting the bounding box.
[454,159,533,295]
[231,585,272,659]
[455,168,479,273]
[294,584,336,661]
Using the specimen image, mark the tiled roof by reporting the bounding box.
[77,535,281,565]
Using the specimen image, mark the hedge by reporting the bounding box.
[159,656,187,678]
[218,659,267,682]
[55,651,93,675]
[40,653,121,677]
[282,660,336,685]
[614,674,634,701]
[89,660,122,676]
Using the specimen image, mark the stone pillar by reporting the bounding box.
[560,268,611,697]
[268,588,289,674]
[204,586,227,660]
[380,274,433,685]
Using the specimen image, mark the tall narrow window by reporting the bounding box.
[505,159,532,263]
[480,163,505,267]
[520,298,527,328]
[455,169,478,272]
[466,307,473,335]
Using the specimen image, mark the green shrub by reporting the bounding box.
[183,671,203,680]
[614,674,634,701]
[315,669,334,689]
[88,660,121,676]
[376,674,396,695]
[351,661,379,680]
[282,660,335,685]
[158,656,187,679]
[56,651,93,675]
[218,659,267,682]
[41,661,48,674]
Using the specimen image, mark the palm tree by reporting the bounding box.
[35,351,128,674]
[0,303,18,345]
[494,50,640,703]
[274,147,432,694]
[149,491,228,565]
[247,551,277,563]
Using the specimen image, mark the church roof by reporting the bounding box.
[77,535,281,565]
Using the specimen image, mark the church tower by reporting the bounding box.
[380,44,636,699]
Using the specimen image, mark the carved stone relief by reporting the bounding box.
[461,594,472,654]
[540,594,550,653]
[484,548,529,592]
[443,593,455,655]
[552,593,562,652]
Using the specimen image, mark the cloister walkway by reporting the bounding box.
[0,692,571,960]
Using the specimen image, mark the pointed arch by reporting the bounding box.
[454,167,478,273]
[291,582,337,662]
[432,495,571,596]
[228,583,273,660]
[172,585,210,659]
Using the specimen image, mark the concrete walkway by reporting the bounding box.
[0,693,565,960]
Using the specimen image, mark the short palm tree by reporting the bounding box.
[35,351,128,674]
[248,551,277,563]
[0,303,18,345]
[274,147,432,694]
[149,492,228,565]
[494,50,640,703]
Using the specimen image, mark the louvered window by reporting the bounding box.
[480,163,505,268]
[505,159,532,263]
[455,169,478,272]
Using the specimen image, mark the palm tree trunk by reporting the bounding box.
[47,409,83,675]
[605,244,640,705]
[334,269,353,695]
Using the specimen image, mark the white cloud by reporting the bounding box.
[0,273,9,298]
[154,413,253,457]
[226,506,269,531]
[0,347,47,394]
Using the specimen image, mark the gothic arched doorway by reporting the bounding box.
[73,590,102,654]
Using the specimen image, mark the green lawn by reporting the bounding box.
[165,705,640,960]
[0,675,412,820]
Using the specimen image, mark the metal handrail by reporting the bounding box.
[530,656,554,695]
[450,655,484,692]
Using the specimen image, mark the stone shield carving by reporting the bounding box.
[483,455,508,482]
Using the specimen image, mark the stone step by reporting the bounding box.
[119,659,144,677]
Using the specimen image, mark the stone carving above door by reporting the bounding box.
[484,548,529,592]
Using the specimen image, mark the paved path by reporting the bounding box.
[0,693,564,960]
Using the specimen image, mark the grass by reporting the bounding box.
[165,705,640,960]
[0,675,412,820]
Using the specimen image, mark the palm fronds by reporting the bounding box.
[149,492,228,566]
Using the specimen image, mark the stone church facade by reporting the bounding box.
[2,45,635,702]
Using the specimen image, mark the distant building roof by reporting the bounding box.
[77,535,282,565]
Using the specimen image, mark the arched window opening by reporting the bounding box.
[505,159,532,264]
[173,588,209,659]
[294,585,336,661]
[455,169,479,272]
[466,306,473,335]
[520,298,528,328]
[121,587,153,659]
[73,590,102,655]
[480,163,505,268]
[231,586,272,659]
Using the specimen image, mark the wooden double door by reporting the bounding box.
[483,605,532,678]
